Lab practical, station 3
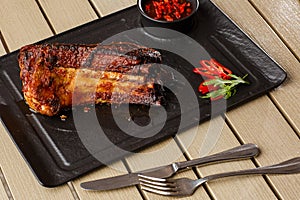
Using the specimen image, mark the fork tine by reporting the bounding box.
[139,181,177,191]
[138,174,168,182]
[140,184,178,196]
[138,174,179,196]
[138,174,175,187]
[139,178,175,187]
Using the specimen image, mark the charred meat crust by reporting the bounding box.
[18,42,165,116]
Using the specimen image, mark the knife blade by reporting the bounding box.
[80,143,259,191]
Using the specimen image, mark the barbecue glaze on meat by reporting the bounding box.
[18,42,164,116]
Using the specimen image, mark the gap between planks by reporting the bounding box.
[267,93,300,138]
[34,0,56,35]
[246,0,300,136]
[224,114,285,199]
[173,136,216,200]
[67,182,80,200]
[0,167,13,200]
[247,0,299,62]
[0,31,10,54]
[122,159,154,200]
[173,120,277,199]
[87,0,101,18]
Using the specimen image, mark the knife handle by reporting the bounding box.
[177,143,260,170]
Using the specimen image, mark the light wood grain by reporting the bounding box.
[0,124,74,200]
[0,169,9,200]
[0,41,10,200]
[125,138,211,200]
[227,96,300,199]
[213,0,300,135]
[73,161,142,200]
[0,187,8,200]
[91,0,136,17]
[38,0,98,33]
[0,0,52,51]
[176,118,277,199]
[0,41,6,56]
[210,2,300,198]
[250,0,300,59]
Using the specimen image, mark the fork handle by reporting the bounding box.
[177,143,260,170]
[204,157,300,182]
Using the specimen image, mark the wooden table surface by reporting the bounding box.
[0,0,299,199]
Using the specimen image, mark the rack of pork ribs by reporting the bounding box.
[19,42,168,116]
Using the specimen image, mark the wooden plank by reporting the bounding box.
[176,117,277,199]
[125,138,211,200]
[0,41,6,56]
[0,188,8,200]
[91,0,136,17]
[213,0,300,135]
[0,124,75,200]
[250,0,300,59]
[37,0,98,34]
[210,1,300,198]
[226,96,300,199]
[72,161,143,200]
[0,169,9,200]
[0,0,52,51]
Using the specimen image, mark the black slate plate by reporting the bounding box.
[0,0,286,187]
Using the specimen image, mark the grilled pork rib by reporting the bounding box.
[18,42,164,116]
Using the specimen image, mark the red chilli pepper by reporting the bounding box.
[210,58,232,79]
[198,81,219,94]
[193,58,234,100]
[193,67,216,79]
[199,59,232,79]
[144,0,193,21]
[210,95,224,101]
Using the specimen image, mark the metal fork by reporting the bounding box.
[139,157,300,197]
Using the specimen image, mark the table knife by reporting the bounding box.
[80,143,259,191]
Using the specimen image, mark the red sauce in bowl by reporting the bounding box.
[144,0,193,22]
